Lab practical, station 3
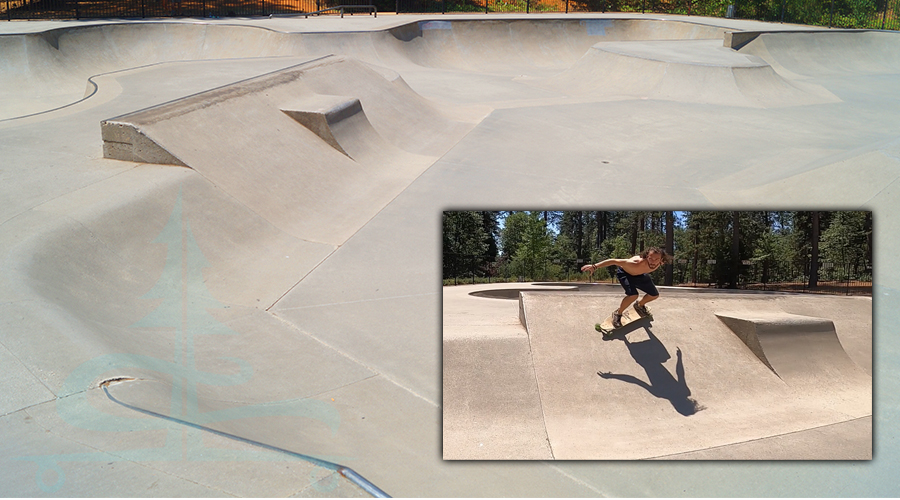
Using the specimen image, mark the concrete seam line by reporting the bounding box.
[862,170,900,208]
[101,384,391,498]
[520,294,556,459]
[0,332,59,400]
[264,244,341,312]
[0,164,142,228]
[545,464,606,496]
[0,398,59,419]
[274,291,437,312]
[268,313,438,407]
[645,415,873,460]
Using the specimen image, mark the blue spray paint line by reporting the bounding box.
[14,188,380,496]
[102,384,390,498]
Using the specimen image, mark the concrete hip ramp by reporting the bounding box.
[513,290,871,460]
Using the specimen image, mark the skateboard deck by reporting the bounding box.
[595,307,651,336]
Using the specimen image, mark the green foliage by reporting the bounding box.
[820,211,870,280]
[594,235,631,279]
[483,0,562,11]
[569,0,617,12]
[443,211,489,279]
[441,0,490,11]
[509,212,553,280]
[444,210,872,295]
[551,233,577,262]
[399,0,896,29]
[443,211,488,256]
[500,211,530,258]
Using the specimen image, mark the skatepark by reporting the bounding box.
[0,11,897,497]
[444,283,871,460]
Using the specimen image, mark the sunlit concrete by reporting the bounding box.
[444,284,871,460]
[0,12,897,496]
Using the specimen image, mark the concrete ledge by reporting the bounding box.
[724,29,881,50]
[100,121,187,166]
[724,31,762,50]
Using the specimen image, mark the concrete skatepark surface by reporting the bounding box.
[444,284,871,460]
[0,11,896,497]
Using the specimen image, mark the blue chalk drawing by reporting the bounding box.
[16,190,344,494]
[582,19,613,36]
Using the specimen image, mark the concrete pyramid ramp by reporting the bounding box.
[516,290,871,459]
[100,55,478,245]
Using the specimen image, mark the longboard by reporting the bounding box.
[595,307,652,337]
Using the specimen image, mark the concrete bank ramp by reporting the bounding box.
[0,23,305,120]
[516,291,870,459]
[737,30,900,78]
[0,18,728,120]
[1,167,419,495]
[716,311,871,390]
[532,39,839,107]
[385,18,726,74]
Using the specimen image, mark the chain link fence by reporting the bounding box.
[444,253,872,296]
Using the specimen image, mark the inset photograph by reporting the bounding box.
[443,211,872,460]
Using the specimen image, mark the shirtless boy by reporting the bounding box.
[581,247,672,328]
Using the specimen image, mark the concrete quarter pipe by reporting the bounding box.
[0,13,896,497]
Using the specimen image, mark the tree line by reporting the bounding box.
[443,211,872,292]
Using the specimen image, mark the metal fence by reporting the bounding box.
[4,0,898,28]
[444,253,872,296]
[396,0,900,30]
[671,258,872,295]
[2,0,375,20]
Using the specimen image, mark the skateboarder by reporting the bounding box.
[581,247,672,328]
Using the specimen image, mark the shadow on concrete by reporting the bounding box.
[469,287,577,299]
[598,315,651,338]
[598,328,706,417]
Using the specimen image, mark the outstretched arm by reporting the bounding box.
[598,371,652,391]
[581,258,627,273]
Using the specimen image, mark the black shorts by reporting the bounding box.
[616,267,659,297]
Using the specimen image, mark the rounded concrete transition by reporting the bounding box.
[1,12,896,497]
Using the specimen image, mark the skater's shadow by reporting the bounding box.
[598,328,705,416]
